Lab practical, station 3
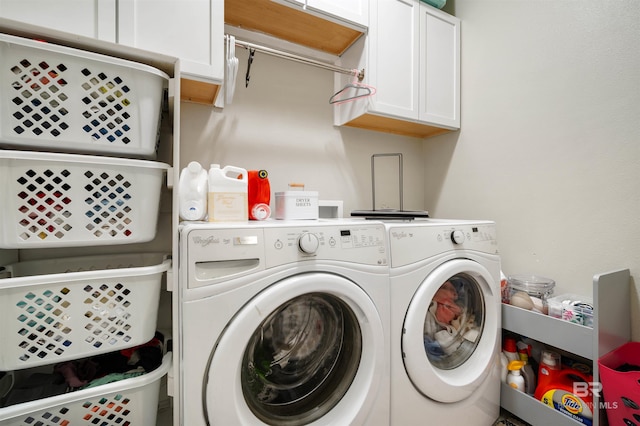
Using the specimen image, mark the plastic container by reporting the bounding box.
[0,150,168,248]
[0,253,170,370]
[179,161,208,221]
[207,164,248,222]
[507,274,555,314]
[507,360,525,392]
[420,0,446,9]
[0,33,168,159]
[547,293,594,328]
[275,191,319,220]
[535,350,561,400]
[0,352,171,425]
[598,341,640,426]
[248,170,271,221]
[503,337,519,362]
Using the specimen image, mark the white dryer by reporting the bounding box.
[176,220,390,426]
[385,219,501,426]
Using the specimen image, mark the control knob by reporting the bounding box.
[451,230,465,245]
[298,232,320,254]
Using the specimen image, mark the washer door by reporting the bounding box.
[402,258,499,403]
[205,272,384,425]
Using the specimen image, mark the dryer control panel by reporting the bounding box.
[388,221,499,268]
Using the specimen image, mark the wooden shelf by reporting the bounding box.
[344,113,455,139]
[225,0,364,56]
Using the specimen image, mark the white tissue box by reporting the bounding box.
[275,191,319,220]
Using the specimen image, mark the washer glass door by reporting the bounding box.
[242,292,361,424]
[204,272,384,426]
[402,258,499,403]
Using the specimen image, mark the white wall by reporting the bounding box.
[180,48,425,215]
[426,0,640,337]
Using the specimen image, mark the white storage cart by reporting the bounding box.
[0,31,174,424]
[0,33,168,159]
[0,150,169,249]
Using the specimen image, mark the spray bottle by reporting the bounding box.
[507,360,526,392]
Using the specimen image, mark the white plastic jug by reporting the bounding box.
[178,161,208,221]
[208,164,248,222]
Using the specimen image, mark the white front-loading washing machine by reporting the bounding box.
[385,219,501,426]
[176,220,390,426]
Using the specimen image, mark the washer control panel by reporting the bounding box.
[264,223,387,267]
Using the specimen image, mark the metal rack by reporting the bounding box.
[230,35,365,81]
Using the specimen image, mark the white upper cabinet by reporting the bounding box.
[117,0,223,85]
[0,0,223,104]
[419,4,460,128]
[272,0,368,29]
[369,0,419,120]
[334,0,460,138]
[0,0,117,41]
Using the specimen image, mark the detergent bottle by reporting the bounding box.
[178,161,208,221]
[537,368,594,425]
[535,350,561,400]
[207,164,248,222]
[517,341,537,395]
[248,169,271,220]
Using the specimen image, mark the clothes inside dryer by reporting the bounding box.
[242,292,362,425]
[423,274,485,370]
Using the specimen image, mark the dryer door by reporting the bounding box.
[402,258,499,403]
[204,272,385,425]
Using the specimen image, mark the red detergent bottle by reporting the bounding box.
[248,170,271,220]
[536,368,594,425]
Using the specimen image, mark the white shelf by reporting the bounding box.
[501,382,584,426]
[500,268,630,426]
[502,304,593,359]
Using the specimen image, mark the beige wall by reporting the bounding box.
[427,0,640,338]
[180,48,425,216]
[181,0,639,338]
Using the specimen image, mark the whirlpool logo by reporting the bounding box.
[193,236,219,247]
[391,231,413,240]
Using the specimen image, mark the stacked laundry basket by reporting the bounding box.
[0,33,172,425]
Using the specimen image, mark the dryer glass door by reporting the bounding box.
[424,274,484,369]
[402,258,499,403]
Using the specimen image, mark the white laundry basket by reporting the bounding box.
[0,253,170,371]
[0,150,169,248]
[0,352,171,425]
[0,33,168,158]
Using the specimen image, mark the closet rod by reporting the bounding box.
[230,36,365,81]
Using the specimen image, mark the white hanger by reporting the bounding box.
[329,69,376,105]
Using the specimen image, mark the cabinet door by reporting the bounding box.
[0,0,116,41]
[117,0,223,83]
[418,4,460,128]
[369,0,419,120]
[273,0,368,29]
[306,0,368,28]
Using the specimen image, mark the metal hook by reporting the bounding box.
[245,48,255,88]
